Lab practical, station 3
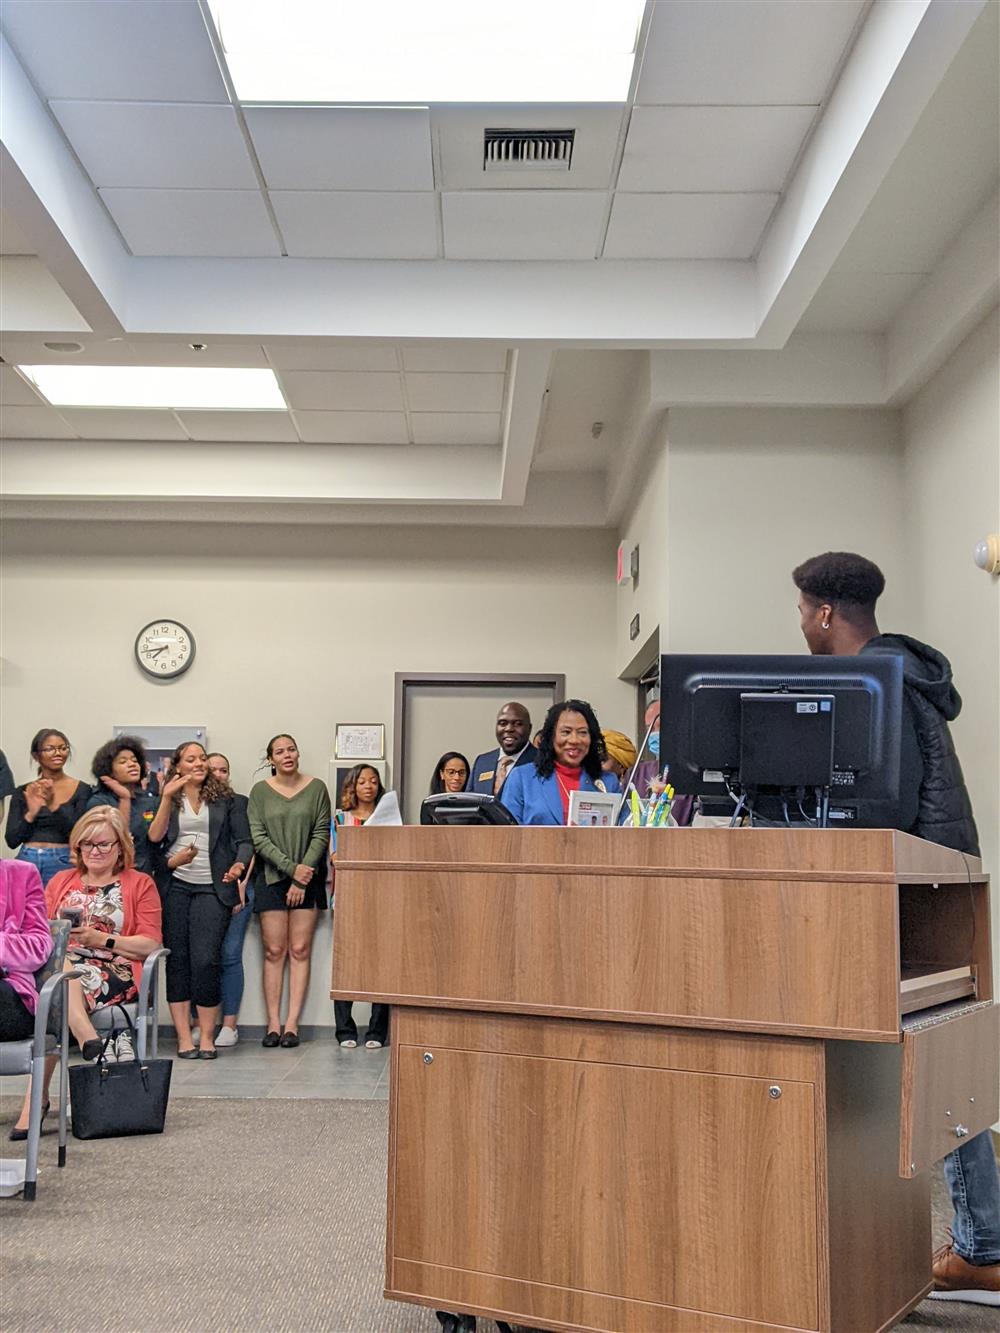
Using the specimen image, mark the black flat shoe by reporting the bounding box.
[198,1048,218,1060]
[262,1030,281,1048]
[8,1101,49,1142]
[177,1047,200,1060]
[279,1031,299,1048]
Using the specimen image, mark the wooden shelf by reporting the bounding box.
[900,965,976,1015]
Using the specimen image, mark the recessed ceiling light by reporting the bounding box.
[208,0,645,103]
[42,341,84,353]
[18,365,287,411]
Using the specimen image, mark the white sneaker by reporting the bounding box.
[114,1030,134,1062]
[101,1038,117,1064]
[215,1026,238,1048]
[191,1026,201,1044]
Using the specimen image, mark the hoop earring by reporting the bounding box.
[822,621,831,630]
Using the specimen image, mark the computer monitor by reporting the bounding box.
[420,793,518,827]
[659,653,903,826]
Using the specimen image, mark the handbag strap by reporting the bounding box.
[96,1002,141,1064]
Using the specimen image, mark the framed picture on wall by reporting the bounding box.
[334,723,385,762]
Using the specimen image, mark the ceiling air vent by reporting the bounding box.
[483,128,575,172]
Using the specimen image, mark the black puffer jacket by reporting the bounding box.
[861,633,980,856]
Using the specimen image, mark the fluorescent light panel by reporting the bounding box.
[209,0,645,103]
[18,365,287,411]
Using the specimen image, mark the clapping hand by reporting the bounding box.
[160,772,189,801]
[25,779,53,816]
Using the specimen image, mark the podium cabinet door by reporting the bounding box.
[391,1038,820,1331]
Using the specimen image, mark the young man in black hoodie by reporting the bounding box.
[793,551,999,1306]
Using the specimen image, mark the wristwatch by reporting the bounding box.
[105,936,117,952]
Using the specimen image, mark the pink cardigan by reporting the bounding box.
[0,861,53,1015]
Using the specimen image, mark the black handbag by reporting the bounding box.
[69,1006,172,1140]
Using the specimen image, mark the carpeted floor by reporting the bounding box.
[0,1097,993,1333]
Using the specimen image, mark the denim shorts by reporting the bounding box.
[17,844,72,886]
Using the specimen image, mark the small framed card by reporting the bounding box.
[567,789,622,828]
[334,723,385,762]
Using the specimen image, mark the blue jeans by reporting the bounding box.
[945,1132,1000,1264]
[219,884,254,1020]
[17,845,72,886]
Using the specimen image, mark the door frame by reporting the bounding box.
[393,672,566,814]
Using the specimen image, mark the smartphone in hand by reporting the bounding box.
[58,907,83,927]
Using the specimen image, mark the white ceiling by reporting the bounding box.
[0,0,996,528]
[1,0,870,262]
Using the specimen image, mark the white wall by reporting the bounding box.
[0,520,631,1028]
[616,406,909,667]
[902,308,1000,902]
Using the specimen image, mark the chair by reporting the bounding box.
[0,919,80,1202]
[91,947,170,1059]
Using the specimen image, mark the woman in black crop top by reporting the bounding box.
[5,729,90,886]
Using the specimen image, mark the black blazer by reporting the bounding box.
[467,744,537,796]
[153,796,252,908]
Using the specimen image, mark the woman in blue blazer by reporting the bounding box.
[500,699,620,826]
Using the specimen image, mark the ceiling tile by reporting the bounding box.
[100,190,280,257]
[293,411,409,444]
[50,102,258,189]
[434,105,625,191]
[0,404,76,439]
[245,107,434,190]
[176,411,299,442]
[270,192,438,259]
[0,365,45,406]
[604,193,777,260]
[405,373,505,413]
[0,0,227,102]
[264,344,400,373]
[401,347,507,373]
[58,408,189,441]
[279,372,405,412]
[637,1,866,105]
[411,413,502,445]
[619,106,816,193]
[442,192,607,260]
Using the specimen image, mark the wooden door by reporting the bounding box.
[392,1043,820,1330]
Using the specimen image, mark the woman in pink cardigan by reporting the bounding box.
[10,806,162,1141]
[0,860,52,1040]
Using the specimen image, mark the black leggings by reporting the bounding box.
[0,979,35,1041]
[164,879,231,1008]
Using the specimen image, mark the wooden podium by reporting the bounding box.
[331,827,998,1333]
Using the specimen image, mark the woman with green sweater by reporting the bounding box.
[247,734,331,1048]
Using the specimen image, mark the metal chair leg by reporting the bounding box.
[22,1051,47,1202]
[58,995,69,1167]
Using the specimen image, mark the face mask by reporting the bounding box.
[648,730,660,758]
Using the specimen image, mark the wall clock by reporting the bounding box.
[135,619,195,680]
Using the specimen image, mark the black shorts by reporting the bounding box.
[253,872,327,913]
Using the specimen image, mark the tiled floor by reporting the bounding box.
[3,1035,390,1103]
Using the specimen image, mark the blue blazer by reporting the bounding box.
[467,744,537,796]
[499,764,620,826]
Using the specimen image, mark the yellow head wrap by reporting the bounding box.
[602,730,638,772]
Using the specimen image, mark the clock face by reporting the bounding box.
[135,620,195,680]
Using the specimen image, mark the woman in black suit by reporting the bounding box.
[147,741,251,1059]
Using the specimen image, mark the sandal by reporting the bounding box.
[364,1039,384,1049]
[339,1039,358,1049]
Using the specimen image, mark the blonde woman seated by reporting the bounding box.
[10,807,162,1140]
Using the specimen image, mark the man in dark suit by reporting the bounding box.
[467,702,537,796]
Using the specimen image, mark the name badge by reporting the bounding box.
[480,770,495,781]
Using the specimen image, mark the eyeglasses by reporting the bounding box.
[40,745,70,755]
[80,840,118,854]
